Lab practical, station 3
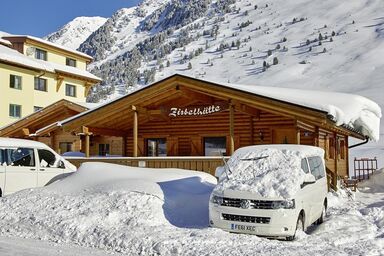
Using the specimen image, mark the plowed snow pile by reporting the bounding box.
[0,162,382,255]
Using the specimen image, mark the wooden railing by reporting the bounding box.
[353,157,378,181]
[65,156,229,176]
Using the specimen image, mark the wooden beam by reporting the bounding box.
[84,82,92,97]
[179,87,215,104]
[133,106,138,157]
[229,104,235,155]
[22,128,30,136]
[234,103,260,118]
[296,129,301,145]
[56,75,64,92]
[87,127,126,137]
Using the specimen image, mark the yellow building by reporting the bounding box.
[0,35,101,127]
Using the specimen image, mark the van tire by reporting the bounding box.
[0,188,2,197]
[286,213,304,241]
[316,201,327,225]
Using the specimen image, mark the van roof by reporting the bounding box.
[234,144,325,157]
[0,138,51,149]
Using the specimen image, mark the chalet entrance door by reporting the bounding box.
[272,128,296,144]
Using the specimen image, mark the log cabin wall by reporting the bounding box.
[125,109,296,157]
[89,136,123,156]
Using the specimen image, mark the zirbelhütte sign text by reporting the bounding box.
[169,105,224,117]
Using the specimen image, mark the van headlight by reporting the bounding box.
[271,199,295,209]
[210,195,223,205]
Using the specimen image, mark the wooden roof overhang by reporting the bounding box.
[0,99,88,138]
[61,74,366,140]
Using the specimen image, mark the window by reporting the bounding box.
[10,75,22,89]
[66,57,76,67]
[204,137,226,156]
[65,84,76,97]
[6,148,35,167]
[34,106,43,112]
[98,144,110,156]
[34,77,47,91]
[338,139,345,160]
[59,142,73,154]
[37,149,57,167]
[328,138,335,159]
[147,138,167,156]
[0,149,5,165]
[308,156,325,180]
[301,158,310,174]
[9,104,21,118]
[35,48,47,61]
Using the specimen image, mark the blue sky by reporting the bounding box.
[0,0,141,37]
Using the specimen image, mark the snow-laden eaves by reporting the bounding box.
[4,35,93,60]
[207,78,382,141]
[0,45,101,82]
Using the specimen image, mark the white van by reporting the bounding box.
[0,138,76,196]
[209,145,328,240]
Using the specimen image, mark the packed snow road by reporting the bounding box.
[0,163,382,255]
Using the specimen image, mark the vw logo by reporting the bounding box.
[240,199,251,209]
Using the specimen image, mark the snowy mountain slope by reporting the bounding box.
[44,17,107,50]
[47,0,384,165]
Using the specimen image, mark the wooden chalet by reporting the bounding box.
[0,99,90,154]
[59,74,367,187]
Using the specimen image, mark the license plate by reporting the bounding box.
[230,223,257,232]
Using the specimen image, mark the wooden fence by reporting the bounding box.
[65,156,229,176]
[353,157,378,181]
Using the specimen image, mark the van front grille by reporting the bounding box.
[222,213,270,224]
[221,197,274,209]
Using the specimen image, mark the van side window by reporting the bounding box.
[301,158,310,173]
[7,148,35,167]
[0,149,4,165]
[37,149,57,167]
[308,156,325,180]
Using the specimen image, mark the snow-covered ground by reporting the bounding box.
[0,162,382,255]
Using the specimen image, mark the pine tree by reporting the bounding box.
[267,49,272,56]
[188,62,192,70]
[273,57,278,65]
[166,60,170,67]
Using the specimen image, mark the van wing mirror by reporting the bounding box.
[215,166,225,179]
[301,174,316,188]
[58,160,66,169]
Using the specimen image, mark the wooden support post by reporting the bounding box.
[296,129,301,145]
[82,126,90,158]
[132,106,138,157]
[229,104,235,155]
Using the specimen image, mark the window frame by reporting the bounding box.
[9,104,21,118]
[65,84,77,97]
[59,142,73,154]
[10,74,22,90]
[203,136,227,156]
[98,143,110,156]
[35,48,47,61]
[146,138,167,157]
[66,57,77,67]
[34,77,47,92]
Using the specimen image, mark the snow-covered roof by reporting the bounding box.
[0,38,12,47]
[3,35,93,60]
[0,44,101,82]
[210,79,381,141]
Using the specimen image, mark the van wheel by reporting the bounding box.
[316,202,327,225]
[286,213,304,241]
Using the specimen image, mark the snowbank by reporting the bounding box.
[214,145,324,199]
[358,168,384,193]
[0,162,382,255]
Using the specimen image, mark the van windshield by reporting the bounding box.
[214,148,308,199]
